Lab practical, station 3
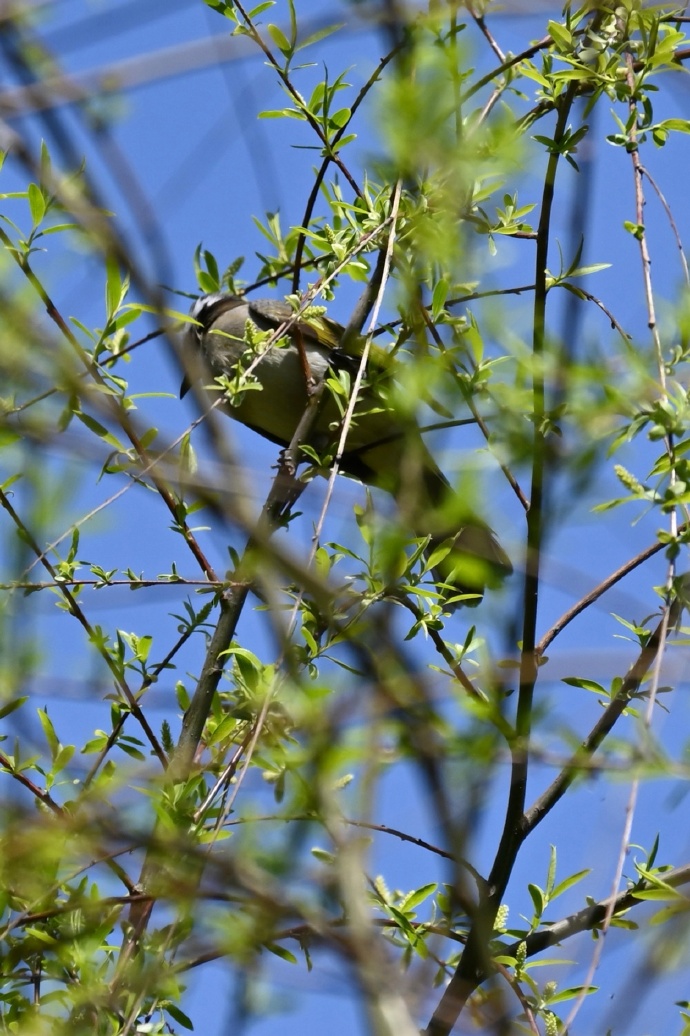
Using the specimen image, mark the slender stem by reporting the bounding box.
[424,83,578,1036]
[231,0,361,197]
[0,489,167,768]
[503,857,690,963]
[537,532,674,654]
[291,43,404,293]
[491,82,579,884]
[524,600,681,834]
[0,225,219,586]
[421,309,530,511]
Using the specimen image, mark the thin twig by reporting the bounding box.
[536,532,676,655]
[639,163,690,286]
[291,41,404,292]
[0,223,219,585]
[231,0,362,197]
[524,598,682,836]
[564,283,632,344]
[556,49,684,1036]
[503,859,690,962]
[420,308,530,512]
[0,488,167,767]
[461,35,553,105]
[559,585,675,1034]
[0,752,63,815]
[424,84,578,1036]
[467,2,505,63]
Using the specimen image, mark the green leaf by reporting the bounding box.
[431,277,449,320]
[24,926,58,946]
[311,847,336,864]
[82,734,108,754]
[1,472,22,491]
[39,139,51,183]
[264,941,298,964]
[561,677,606,694]
[547,20,572,51]
[135,635,152,663]
[37,222,81,236]
[198,270,219,294]
[528,883,544,917]
[27,182,46,226]
[75,411,127,451]
[329,107,351,129]
[653,118,690,136]
[203,248,220,285]
[166,1003,194,1030]
[623,220,645,240]
[38,708,60,761]
[105,254,124,318]
[259,108,304,120]
[400,883,437,911]
[139,426,159,450]
[175,681,191,711]
[649,902,687,926]
[566,262,611,278]
[267,23,291,55]
[550,869,591,899]
[297,21,344,52]
[287,0,297,48]
[206,713,237,747]
[54,744,76,772]
[121,302,191,322]
[118,742,146,761]
[546,985,598,1005]
[632,888,681,901]
[179,432,198,475]
[0,697,28,720]
[332,133,357,152]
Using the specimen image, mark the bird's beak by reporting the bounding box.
[180,374,191,398]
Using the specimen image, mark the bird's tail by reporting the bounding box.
[414,451,512,602]
[345,432,512,604]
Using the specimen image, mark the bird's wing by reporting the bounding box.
[247,298,345,353]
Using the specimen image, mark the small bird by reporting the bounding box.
[182,293,511,604]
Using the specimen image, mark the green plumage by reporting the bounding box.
[184,293,512,603]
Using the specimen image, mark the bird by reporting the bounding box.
[182,292,512,605]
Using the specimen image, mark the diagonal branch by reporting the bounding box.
[503,859,690,962]
[524,597,682,835]
[0,488,167,767]
[423,81,579,1036]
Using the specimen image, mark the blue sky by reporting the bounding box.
[2,1,690,1034]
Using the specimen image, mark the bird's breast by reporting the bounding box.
[202,335,335,447]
